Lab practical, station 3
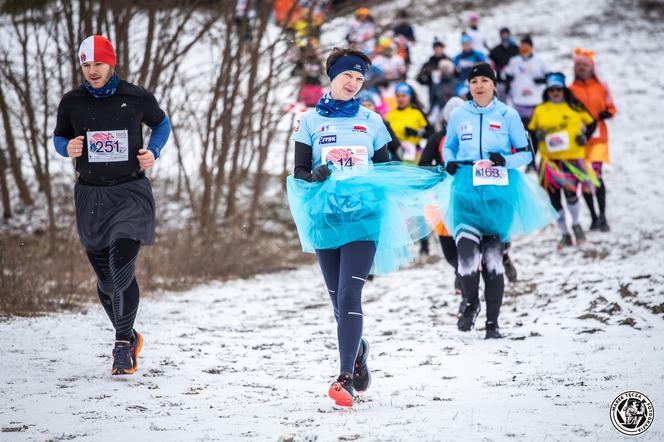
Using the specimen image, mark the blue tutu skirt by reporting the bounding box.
[287,162,448,274]
[440,166,557,242]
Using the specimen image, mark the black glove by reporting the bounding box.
[598,110,613,120]
[533,77,547,85]
[489,152,506,167]
[575,133,587,146]
[535,129,546,141]
[311,164,331,182]
[404,127,419,137]
[445,161,458,175]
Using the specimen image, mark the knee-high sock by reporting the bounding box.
[549,187,568,234]
[456,233,482,307]
[481,236,505,323]
[564,189,581,225]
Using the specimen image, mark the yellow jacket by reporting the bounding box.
[528,101,594,160]
[385,106,428,145]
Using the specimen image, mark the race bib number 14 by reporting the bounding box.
[473,160,509,186]
[322,146,369,171]
[87,130,129,163]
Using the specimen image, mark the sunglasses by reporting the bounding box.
[548,87,563,92]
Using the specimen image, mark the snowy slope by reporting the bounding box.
[2,0,664,441]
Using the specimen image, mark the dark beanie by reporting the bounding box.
[468,62,497,84]
[521,34,533,46]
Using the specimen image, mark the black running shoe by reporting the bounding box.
[572,224,586,245]
[557,234,573,249]
[112,341,134,375]
[457,301,480,331]
[484,321,502,339]
[597,214,610,232]
[589,217,600,231]
[329,372,354,407]
[502,254,517,283]
[353,338,371,392]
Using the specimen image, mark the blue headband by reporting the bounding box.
[394,82,413,97]
[546,72,566,89]
[328,55,368,81]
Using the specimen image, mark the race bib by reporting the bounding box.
[87,130,129,163]
[473,160,509,186]
[545,130,570,153]
[322,146,368,171]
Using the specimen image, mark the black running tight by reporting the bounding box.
[316,241,376,375]
[86,239,141,341]
[583,179,607,220]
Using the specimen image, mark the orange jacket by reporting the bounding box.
[569,78,616,146]
[273,0,300,26]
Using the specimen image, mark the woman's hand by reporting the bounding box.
[312,164,331,182]
[489,152,506,167]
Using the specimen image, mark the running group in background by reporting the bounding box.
[288,6,616,249]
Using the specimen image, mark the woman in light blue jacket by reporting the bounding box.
[443,63,555,339]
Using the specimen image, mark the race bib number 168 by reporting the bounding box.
[473,160,509,186]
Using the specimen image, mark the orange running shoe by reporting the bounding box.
[111,341,133,375]
[328,372,354,407]
[129,330,143,372]
[111,330,143,375]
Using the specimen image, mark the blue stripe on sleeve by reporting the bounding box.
[53,135,69,157]
[147,116,171,159]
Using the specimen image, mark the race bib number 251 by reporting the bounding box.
[87,130,129,163]
[473,160,509,186]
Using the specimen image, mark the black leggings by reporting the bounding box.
[316,241,376,375]
[86,238,141,342]
[456,234,504,323]
[439,236,461,290]
[583,163,607,219]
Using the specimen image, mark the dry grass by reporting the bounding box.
[0,225,312,317]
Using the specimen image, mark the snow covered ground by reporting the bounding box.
[2,0,664,440]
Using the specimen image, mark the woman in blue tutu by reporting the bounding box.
[288,47,446,407]
[443,63,556,339]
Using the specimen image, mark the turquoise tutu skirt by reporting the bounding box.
[287,162,448,274]
[439,166,557,242]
